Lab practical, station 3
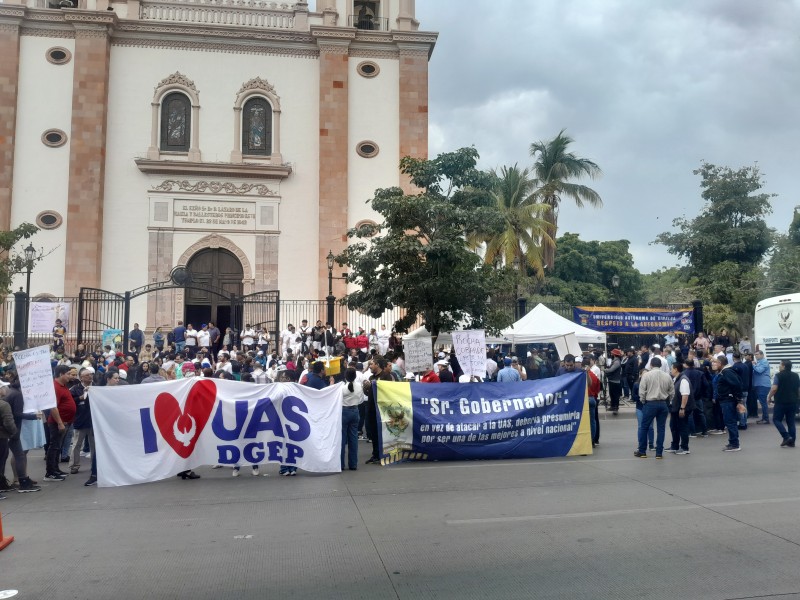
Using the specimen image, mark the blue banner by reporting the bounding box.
[573,306,694,334]
[375,372,591,464]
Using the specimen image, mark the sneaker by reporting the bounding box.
[55,470,69,477]
[665,449,678,453]
[84,476,97,487]
[232,468,240,477]
[70,465,80,474]
[633,451,647,458]
[655,455,663,459]
[709,430,725,435]
[211,464,223,469]
[738,425,748,430]
[286,470,297,476]
[251,467,260,476]
[365,457,379,464]
[0,493,6,500]
[676,449,691,455]
[689,434,697,438]
[80,451,91,458]
[649,445,655,451]
[17,479,41,493]
[722,445,741,452]
[60,456,70,463]
[0,477,12,492]
[698,434,708,438]
[44,473,66,481]
[781,438,789,447]
[789,439,796,448]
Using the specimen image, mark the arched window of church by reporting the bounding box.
[242,97,272,156]
[160,92,191,152]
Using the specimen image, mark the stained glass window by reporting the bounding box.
[242,97,272,156]
[160,92,191,152]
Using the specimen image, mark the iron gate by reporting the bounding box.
[78,281,280,352]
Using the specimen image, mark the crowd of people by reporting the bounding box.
[1,321,798,499]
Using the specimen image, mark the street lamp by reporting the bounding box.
[23,243,36,346]
[326,250,335,326]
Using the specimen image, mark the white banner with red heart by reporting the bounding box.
[90,378,343,487]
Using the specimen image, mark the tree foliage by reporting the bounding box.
[337,148,516,339]
[640,267,696,305]
[0,223,41,294]
[467,164,552,277]
[529,129,603,268]
[655,162,774,313]
[764,209,800,296]
[540,233,644,305]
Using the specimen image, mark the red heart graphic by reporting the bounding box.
[153,379,217,458]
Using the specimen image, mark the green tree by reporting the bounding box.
[541,233,644,305]
[640,267,697,305]
[529,129,603,269]
[467,164,552,277]
[655,162,774,313]
[765,208,800,296]
[0,223,40,294]
[337,148,516,340]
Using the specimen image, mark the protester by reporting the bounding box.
[666,362,693,455]
[767,360,800,448]
[635,357,673,459]
[341,367,362,471]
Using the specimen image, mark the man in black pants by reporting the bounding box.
[45,365,76,481]
[363,358,389,464]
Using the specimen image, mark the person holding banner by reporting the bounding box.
[0,376,41,492]
[70,367,98,486]
[341,367,362,471]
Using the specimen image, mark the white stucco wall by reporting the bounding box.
[102,45,321,302]
[10,36,75,298]
[347,56,400,229]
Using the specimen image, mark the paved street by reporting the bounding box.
[2,416,800,600]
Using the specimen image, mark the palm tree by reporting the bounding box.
[530,129,603,268]
[468,164,553,278]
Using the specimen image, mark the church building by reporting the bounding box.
[0,0,436,335]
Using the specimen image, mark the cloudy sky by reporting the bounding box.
[417,0,800,274]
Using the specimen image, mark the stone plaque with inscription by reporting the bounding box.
[173,200,256,231]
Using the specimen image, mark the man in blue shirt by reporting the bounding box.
[173,321,186,353]
[496,357,521,382]
[304,361,332,389]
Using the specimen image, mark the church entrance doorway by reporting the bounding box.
[185,248,244,338]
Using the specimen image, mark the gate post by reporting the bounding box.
[13,288,27,350]
[77,288,85,345]
[122,291,131,354]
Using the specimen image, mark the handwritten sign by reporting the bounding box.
[403,337,433,374]
[452,329,487,378]
[174,200,256,231]
[12,345,56,413]
[29,301,71,335]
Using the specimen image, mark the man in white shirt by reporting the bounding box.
[241,324,256,350]
[184,324,198,356]
[196,324,211,350]
[217,353,233,375]
[280,325,295,359]
[376,324,391,356]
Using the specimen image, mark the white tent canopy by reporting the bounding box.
[403,303,606,359]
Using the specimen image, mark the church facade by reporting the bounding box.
[0,0,435,332]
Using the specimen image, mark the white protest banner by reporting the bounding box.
[90,378,343,487]
[451,329,487,378]
[29,301,71,334]
[403,337,433,374]
[12,345,56,413]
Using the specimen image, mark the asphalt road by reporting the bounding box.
[2,414,799,600]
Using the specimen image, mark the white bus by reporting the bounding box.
[754,293,800,375]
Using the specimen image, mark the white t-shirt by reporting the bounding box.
[184,329,197,346]
[242,329,255,345]
[218,361,233,374]
[258,332,270,346]
[197,330,211,347]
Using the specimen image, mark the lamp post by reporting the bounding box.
[23,243,36,347]
[326,250,335,326]
[611,274,620,307]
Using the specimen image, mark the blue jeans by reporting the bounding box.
[341,406,359,470]
[176,341,185,353]
[588,396,597,443]
[61,423,74,460]
[772,403,797,442]
[755,386,770,422]
[738,392,748,426]
[638,401,668,455]
[636,408,654,448]
[720,401,740,448]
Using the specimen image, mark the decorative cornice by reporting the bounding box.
[21,25,76,38]
[391,31,439,44]
[62,9,117,26]
[156,71,197,93]
[349,46,398,60]
[317,41,349,55]
[310,25,356,40]
[0,22,21,33]
[116,21,314,43]
[73,26,111,38]
[398,46,428,57]
[136,158,292,180]
[237,76,275,97]
[112,35,319,58]
[0,6,26,20]
[152,180,279,196]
